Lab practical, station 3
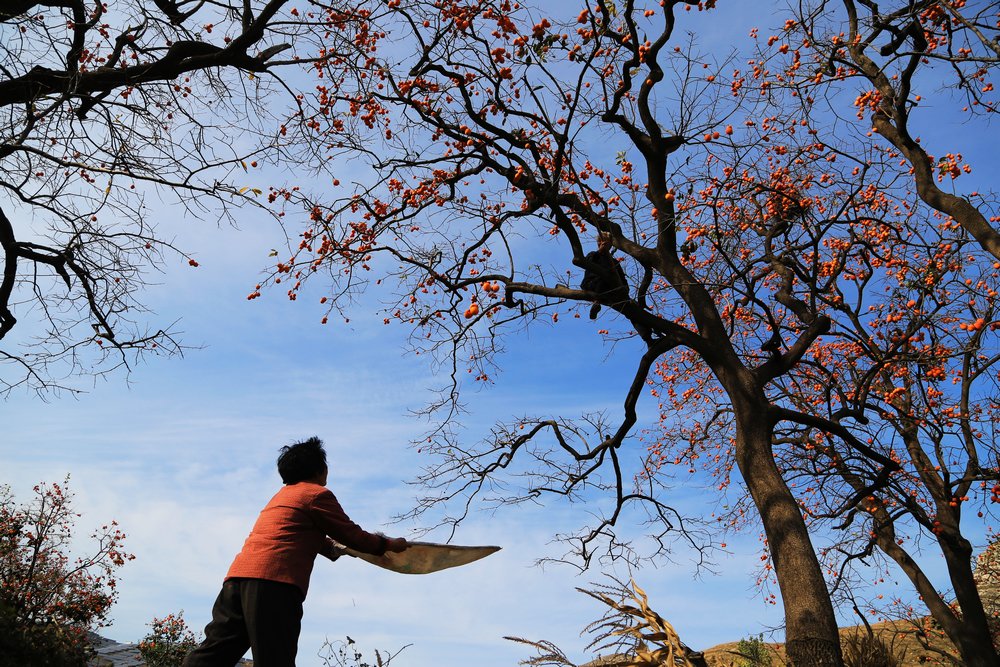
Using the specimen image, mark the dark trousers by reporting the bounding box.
[182,578,304,667]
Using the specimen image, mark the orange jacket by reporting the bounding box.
[225,482,387,595]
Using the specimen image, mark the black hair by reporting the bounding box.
[277,436,328,484]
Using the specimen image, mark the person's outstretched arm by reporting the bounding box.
[310,490,407,556]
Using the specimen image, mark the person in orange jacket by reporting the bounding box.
[183,437,407,667]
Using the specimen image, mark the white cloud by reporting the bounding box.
[2,390,785,666]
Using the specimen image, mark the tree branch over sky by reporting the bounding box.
[0,0,325,394]
[798,0,1000,260]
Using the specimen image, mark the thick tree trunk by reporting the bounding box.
[877,518,999,665]
[734,403,843,667]
[939,533,1000,666]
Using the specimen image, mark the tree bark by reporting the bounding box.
[0,207,20,339]
[734,397,843,666]
[938,532,1000,666]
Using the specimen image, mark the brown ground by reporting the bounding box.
[583,618,962,666]
[700,618,959,666]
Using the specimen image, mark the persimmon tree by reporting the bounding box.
[246,0,1000,665]
[0,478,133,664]
[608,3,1000,663]
[138,612,199,667]
[682,3,1000,664]
[0,0,346,394]
[250,1,866,664]
[678,111,999,664]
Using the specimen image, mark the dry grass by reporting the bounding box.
[577,580,707,667]
[700,618,963,667]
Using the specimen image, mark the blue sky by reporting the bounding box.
[3,1,999,665]
[1,201,787,665]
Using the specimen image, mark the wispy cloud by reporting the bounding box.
[3,353,785,666]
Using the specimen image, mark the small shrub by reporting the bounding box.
[138,612,199,667]
[0,478,132,666]
[735,633,773,667]
[0,598,90,666]
[842,631,905,667]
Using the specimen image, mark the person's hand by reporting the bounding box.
[597,232,612,254]
[385,537,408,553]
[321,539,348,562]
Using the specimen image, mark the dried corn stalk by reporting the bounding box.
[507,578,706,667]
[503,636,576,666]
[581,579,707,667]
